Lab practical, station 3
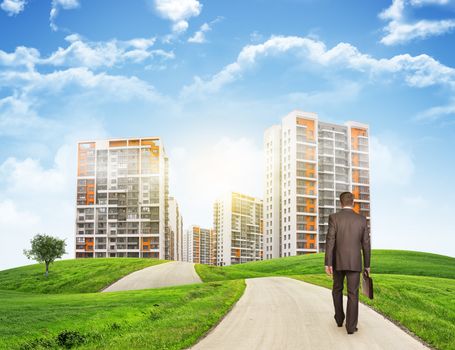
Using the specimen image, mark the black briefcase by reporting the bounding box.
[362,270,374,299]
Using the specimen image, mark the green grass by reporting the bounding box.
[292,274,455,350]
[1,250,454,350]
[195,249,455,282]
[0,280,245,350]
[0,258,168,294]
[194,249,455,350]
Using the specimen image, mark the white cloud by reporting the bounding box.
[370,136,415,186]
[181,35,455,98]
[410,0,450,5]
[0,65,166,137]
[0,0,26,15]
[0,34,174,71]
[416,99,455,121]
[188,22,211,43]
[379,0,455,45]
[50,0,80,31]
[0,144,77,270]
[0,95,54,136]
[43,34,171,69]
[382,18,455,45]
[0,146,73,195]
[0,46,39,70]
[154,0,202,34]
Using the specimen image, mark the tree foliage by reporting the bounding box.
[24,234,67,277]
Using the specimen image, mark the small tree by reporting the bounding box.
[24,234,67,277]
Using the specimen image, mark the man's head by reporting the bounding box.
[340,191,354,208]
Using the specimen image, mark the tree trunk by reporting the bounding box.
[45,261,49,277]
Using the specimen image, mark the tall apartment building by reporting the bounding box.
[183,226,216,265]
[214,192,263,266]
[75,137,170,259]
[168,197,183,261]
[264,110,371,259]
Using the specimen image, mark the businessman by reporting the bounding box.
[324,191,371,334]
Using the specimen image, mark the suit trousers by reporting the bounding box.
[332,269,360,332]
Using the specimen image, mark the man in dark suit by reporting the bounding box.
[324,191,371,334]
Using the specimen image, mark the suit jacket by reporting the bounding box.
[324,208,371,272]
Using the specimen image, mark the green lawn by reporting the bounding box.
[1,250,453,350]
[0,258,168,294]
[194,249,455,350]
[0,280,245,350]
[292,274,455,350]
[195,250,455,282]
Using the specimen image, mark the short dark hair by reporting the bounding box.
[340,192,354,207]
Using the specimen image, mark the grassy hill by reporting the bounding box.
[0,280,245,350]
[195,249,455,282]
[295,273,455,350]
[1,250,453,350]
[0,258,168,293]
[194,249,455,350]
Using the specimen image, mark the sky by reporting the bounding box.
[1,0,454,270]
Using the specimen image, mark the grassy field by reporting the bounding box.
[293,274,455,350]
[195,249,455,282]
[1,250,453,350]
[0,280,245,350]
[0,258,167,294]
[195,249,455,350]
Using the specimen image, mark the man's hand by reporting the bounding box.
[365,267,371,275]
[325,265,333,276]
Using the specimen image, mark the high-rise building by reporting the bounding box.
[75,137,170,259]
[168,197,183,261]
[214,192,263,266]
[183,226,216,265]
[264,110,371,259]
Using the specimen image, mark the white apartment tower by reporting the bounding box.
[75,137,170,259]
[214,192,263,266]
[168,197,183,261]
[264,111,371,258]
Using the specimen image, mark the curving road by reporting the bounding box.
[191,277,428,350]
[102,261,202,292]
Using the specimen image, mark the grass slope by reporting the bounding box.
[195,250,455,282]
[0,280,245,350]
[0,258,167,294]
[293,274,455,350]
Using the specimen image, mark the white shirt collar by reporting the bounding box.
[342,206,353,209]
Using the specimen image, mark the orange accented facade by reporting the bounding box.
[75,137,177,259]
[183,225,217,265]
[264,111,371,259]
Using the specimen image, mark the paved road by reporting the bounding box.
[102,261,202,292]
[191,277,428,350]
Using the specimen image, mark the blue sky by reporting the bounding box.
[1,0,454,269]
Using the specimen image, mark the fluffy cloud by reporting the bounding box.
[181,35,455,98]
[0,34,174,70]
[154,0,202,33]
[50,0,80,31]
[379,0,455,45]
[188,17,222,44]
[0,144,77,270]
[0,66,165,137]
[188,23,211,43]
[0,0,26,15]
[416,98,455,121]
